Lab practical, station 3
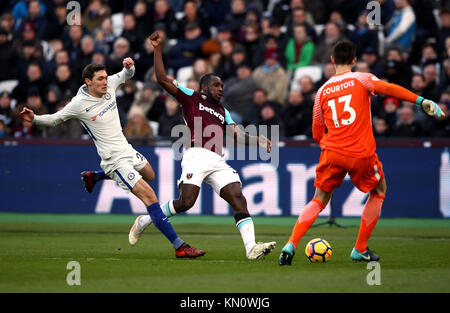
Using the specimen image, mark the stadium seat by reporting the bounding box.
[111,12,124,37]
[0,80,19,93]
[176,66,193,86]
[290,65,323,91]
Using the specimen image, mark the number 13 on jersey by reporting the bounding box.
[327,94,356,128]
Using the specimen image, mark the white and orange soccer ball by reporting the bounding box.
[305,238,332,263]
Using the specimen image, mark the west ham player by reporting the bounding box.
[20,58,205,258]
[278,40,445,265]
[128,31,276,260]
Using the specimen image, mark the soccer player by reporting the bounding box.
[278,40,445,265]
[128,31,276,260]
[20,58,205,259]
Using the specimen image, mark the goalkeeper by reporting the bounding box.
[279,40,444,266]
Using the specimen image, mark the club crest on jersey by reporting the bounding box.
[128,173,135,180]
[186,173,193,179]
[104,93,111,100]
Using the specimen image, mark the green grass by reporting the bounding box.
[0,213,449,293]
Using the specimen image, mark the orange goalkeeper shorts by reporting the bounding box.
[314,149,384,193]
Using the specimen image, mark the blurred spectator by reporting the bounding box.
[433,102,450,137]
[117,80,138,127]
[439,59,450,94]
[214,39,234,80]
[242,88,268,126]
[331,0,368,24]
[252,48,288,105]
[329,10,347,35]
[383,46,413,87]
[106,37,132,75]
[285,8,317,44]
[0,27,15,81]
[200,0,231,28]
[241,22,265,69]
[13,0,46,32]
[75,35,96,81]
[409,0,438,65]
[44,49,69,82]
[376,0,396,26]
[0,91,15,133]
[382,96,400,128]
[189,58,212,83]
[46,86,62,114]
[176,0,210,39]
[385,0,416,52]
[45,3,69,40]
[302,0,328,25]
[225,0,247,42]
[51,63,78,99]
[284,24,315,71]
[422,63,441,102]
[13,116,39,138]
[123,106,153,140]
[298,75,315,105]
[133,0,153,40]
[419,43,440,71]
[92,50,106,65]
[391,105,424,137]
[354,61,371,73]
[158,96,184,137]
[121,12,140,54]
[373,115,392,138]
[348,10,379,58]
[1,12,15,36]
[134,38,157,82]
[410,73,426,96]
[313,22,346,64]
[168,22,206,76]
[437,8,450,58]
[282,89,312,138]
[12,62,47,104]
[83,0,112,33]
[268,18,288,52]
[222,63,258,120]
[130,82,161,119]
[153,0,178,38]
[315,62,335,89]
[92,17,116,55]
[19,0,48,40]
[64,25,84,62]
[257,101,282,139]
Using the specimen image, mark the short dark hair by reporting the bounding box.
[332,40,356,65]
[82,63,106,81]
[199,73,215,91]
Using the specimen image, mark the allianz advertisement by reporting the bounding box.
[1,144,449,218]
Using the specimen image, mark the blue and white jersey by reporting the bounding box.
[34,66,135,161]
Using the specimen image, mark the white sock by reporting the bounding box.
[236,217,256,255]
[138,215,152,228]
[161,200,177,217]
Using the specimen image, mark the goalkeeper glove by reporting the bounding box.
[416,96,446,117]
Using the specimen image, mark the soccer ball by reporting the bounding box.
[305,238,332,263]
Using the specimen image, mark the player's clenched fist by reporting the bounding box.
[20,107,34,123]
[148,31,162,48]
[122,57,135,69]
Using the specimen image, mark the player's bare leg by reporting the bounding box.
[220,182,276,259]
[279,188,332,266]
[351,178,386,262]
[128,162,158,243]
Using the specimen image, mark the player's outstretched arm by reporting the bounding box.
[149,32,178,96]
[20,99,77,127]
[373,79,445,117]
[228,124,272,153]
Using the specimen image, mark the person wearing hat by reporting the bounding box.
[252,48,288,105]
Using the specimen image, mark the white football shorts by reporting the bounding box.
[178,147,241,194]
[101,145,147,192]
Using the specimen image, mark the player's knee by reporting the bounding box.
[179,197,196,212]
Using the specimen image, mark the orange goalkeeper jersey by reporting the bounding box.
[312,71,420,158]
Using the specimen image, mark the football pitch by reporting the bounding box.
[0,213,449,293]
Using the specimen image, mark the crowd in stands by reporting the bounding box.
[0,0,450,141]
